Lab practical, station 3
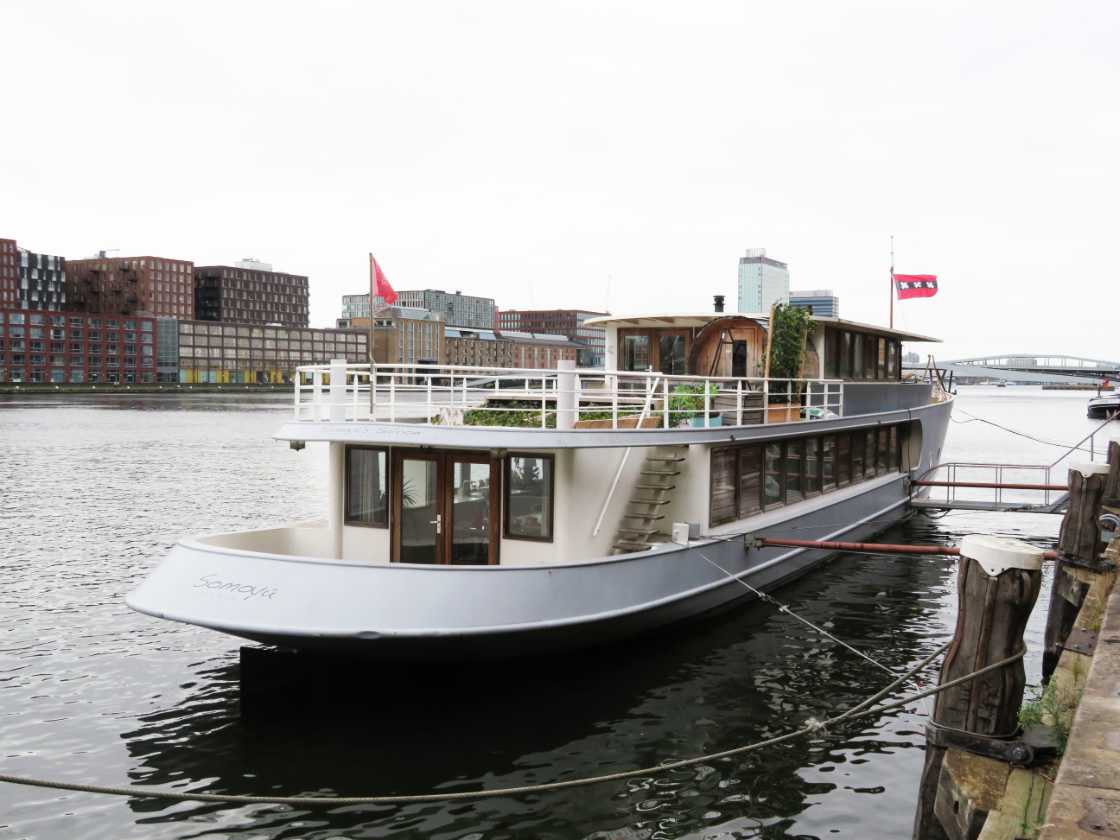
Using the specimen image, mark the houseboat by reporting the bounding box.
[127,310,952,658]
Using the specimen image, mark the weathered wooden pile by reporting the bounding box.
[912,441,1120,840]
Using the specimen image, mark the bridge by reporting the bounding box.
[905,354,1120,385]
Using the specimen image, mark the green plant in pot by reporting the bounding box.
[668,383,721,427]
[766,304,815,406]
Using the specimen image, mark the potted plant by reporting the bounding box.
[764,304,814,423]
[668,383,722,427]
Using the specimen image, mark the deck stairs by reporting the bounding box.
[611,445,688,554]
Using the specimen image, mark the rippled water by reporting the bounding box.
[0,387,1106,839]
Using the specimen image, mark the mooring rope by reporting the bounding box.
[0,642,1029,808]
[696,550,898,677]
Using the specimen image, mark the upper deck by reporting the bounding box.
[276,359,947,448]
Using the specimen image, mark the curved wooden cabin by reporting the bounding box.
[605,314,769,378]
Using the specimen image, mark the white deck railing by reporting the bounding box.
[293,362,844,429]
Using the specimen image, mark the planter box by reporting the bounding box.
[573,415,663,430]
[767,402,800,424]
[688,415,723,428]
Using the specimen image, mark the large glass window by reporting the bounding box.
[864,430,877,478]
[836,433,851,486]
[887,340,898,379]
[877,338,887,380]
[877,428,890,474]
[851,333,863,379]
[659,334,687,375]
[345,446,388,527]
[621,334,650,371]
[505,454,554,541]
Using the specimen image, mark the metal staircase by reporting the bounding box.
[611,446,687,554]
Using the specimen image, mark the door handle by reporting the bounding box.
[429,514,442,534]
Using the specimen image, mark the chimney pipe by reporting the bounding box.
[713,295,725,313]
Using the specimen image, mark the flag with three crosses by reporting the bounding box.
[892,273,938,300]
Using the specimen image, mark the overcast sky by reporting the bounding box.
[2,1,1116,359]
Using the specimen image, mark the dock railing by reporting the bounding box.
[292,361,844,430]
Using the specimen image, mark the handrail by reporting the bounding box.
[591,376,661,538]
[1047,413,1118,468]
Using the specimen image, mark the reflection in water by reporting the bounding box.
[0,388,1073,838]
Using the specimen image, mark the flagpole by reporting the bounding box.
[889,235,895,329]
[368,252,374,366]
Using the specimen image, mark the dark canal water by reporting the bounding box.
[0,387,1109,839]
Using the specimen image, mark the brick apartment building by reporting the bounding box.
[65,254,195,319]
[194,262,309,327]
[0,239,17,308]
[497,308,607,366]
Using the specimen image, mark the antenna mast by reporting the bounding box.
[889,235,895,329]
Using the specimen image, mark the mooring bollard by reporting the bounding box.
[1042,458,1114,683]
[913,534,1044,840]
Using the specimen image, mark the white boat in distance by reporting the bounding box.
[128,312,952,659]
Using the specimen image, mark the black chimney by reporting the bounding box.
[713,295,725,313]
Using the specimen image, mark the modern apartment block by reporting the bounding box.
[194,263,309,327]
[496,308,607,367]
[789,289,840,318]
[0,307,158,384]
[66,254,195,319]
[341,293,372,320]
[0,239,18,308]
[395,289,496,329]
[737,248,789,314]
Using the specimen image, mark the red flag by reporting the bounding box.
[370,254,397,306]
[893,273,938,300]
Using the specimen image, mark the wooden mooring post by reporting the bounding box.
[1042,453,1117,683]
[913,535,1045,840]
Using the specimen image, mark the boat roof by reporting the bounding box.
[584,312,940,342]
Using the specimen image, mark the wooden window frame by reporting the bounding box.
[503,452,556,543]
[822,433,837,491]
[763,441,786,511]
[784,437,805,505]
[344,444,390,529]
[737,443,763,519]
[709,446,737,527]
[805,435,823,497]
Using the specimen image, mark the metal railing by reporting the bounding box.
[293,362,845,430]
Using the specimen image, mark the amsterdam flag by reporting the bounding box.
[370,253,398,305]
[893,273,938,300]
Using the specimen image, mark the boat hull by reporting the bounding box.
[127,400,953,659]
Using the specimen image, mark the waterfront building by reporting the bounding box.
[341,293,372,320]
[497,308,607,367]
[1,239,19,308]
[173,319,367,384]
[0,307,158,384]
[737,249,789,314]
[0,238,67,311]
[66,253,195,319]
[194,263,309,327]
[789,289,839,318]
[395,289,496,329]
[445,327,577,369]
[365,306,446,366]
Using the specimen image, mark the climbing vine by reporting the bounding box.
[767,304,815,404]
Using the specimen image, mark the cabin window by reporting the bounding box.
[822,434,836,490]
[887,340,898,379]
[877,338,887,379]
[785,438,804,504]
[851,333,863,379]
[836,433,851,486]
[864,336,878,381]
[877,428,890,474]
[864,430,878,478]
[710,449,737,526]
[504,453,554,541]
[805,436,822,495]
[621,334,650,371]
[659,334,688,376]
[764,443,783,509]
[708,425,906,527]
[738,445,762,517]
[850,431,865,482]
[345,446,389,528]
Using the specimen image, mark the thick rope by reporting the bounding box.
[696,550,898,677]
[0,642,1025,808]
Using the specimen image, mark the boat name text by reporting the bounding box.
[194,574,278,601]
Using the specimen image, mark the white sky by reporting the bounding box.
[2,1,1116,360]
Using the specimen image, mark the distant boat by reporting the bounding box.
[1088,393,1120,420]
[996,380,1007,388]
